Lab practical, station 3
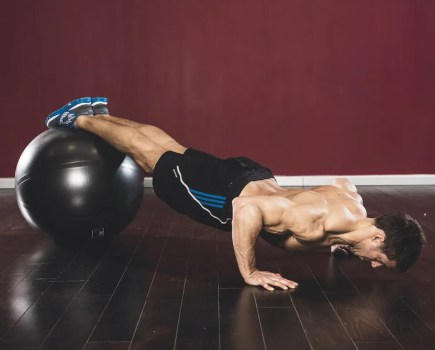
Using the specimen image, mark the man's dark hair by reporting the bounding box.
[375,212,426,271]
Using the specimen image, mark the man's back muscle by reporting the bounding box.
[240,179,367,249]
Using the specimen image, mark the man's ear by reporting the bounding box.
[372,228,386,243]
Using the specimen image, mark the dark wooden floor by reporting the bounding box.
[0,186,435,350]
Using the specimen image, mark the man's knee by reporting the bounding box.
[129,132,167,173]
[138,125,186,154]
[163,140,187,154]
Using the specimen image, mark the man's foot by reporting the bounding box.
[45,97,93,128]
[91,97,109,115]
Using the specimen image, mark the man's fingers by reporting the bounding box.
[260,277,284,291]
[284,279,298,289]
[271,279,295,290]
[272,277,298,288]
[271,277,298,289]
[272,282,289,290]
[263,277,296,290]
[262,283,274,291]
[246,270,299,291]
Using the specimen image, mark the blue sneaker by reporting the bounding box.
[91,97,109,115]
[45,97,93,128]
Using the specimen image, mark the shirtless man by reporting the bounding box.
[45,97,426,291]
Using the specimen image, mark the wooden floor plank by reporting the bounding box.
[84,341,130,350]
[327,293,399,343]
[38,294,109,350]
[279,255,357,350]
[88,234,168,342]
[219,288,265,350]
[129,222,191,350]
[175,229,219,350]
[338,258,435,350]
[355,342,403,350]
[257,307,311,350]
[0,285,81,348]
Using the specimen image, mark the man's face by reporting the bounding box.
[354,249,397,268]
[351,238,397,269]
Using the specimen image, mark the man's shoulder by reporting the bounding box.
[333,178,358,193]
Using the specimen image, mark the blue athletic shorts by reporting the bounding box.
[152,148,274,231]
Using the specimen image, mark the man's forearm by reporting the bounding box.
[231,198,299,291]
[233,237,257,279]
[231,199,263,280]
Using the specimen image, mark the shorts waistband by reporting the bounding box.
[226,168,274,202]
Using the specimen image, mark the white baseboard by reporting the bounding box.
[144,177,153,187]
[272,175,435,186]
[0,178,14,188]
[2,175,435,189]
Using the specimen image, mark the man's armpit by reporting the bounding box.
[259,230,291,249]
[259,231,315,251]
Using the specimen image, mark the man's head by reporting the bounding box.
[352,212,425,270]
[374,212,426,271]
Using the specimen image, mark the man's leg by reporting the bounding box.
[93,114,187,154]
[75,115,175,173]
[45,97,187,173]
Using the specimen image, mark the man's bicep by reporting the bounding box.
[232,197,264,233]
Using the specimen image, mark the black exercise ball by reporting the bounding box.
[15,128,144,243]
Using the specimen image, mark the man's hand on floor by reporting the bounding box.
[244,270,298,291]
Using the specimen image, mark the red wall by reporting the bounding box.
[1,0,434,177]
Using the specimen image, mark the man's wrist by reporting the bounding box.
[242,269,257,280]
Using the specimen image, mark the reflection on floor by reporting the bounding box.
[0,186,434,349]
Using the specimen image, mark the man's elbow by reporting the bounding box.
[232,197,252,213]
[232,198,262,227]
